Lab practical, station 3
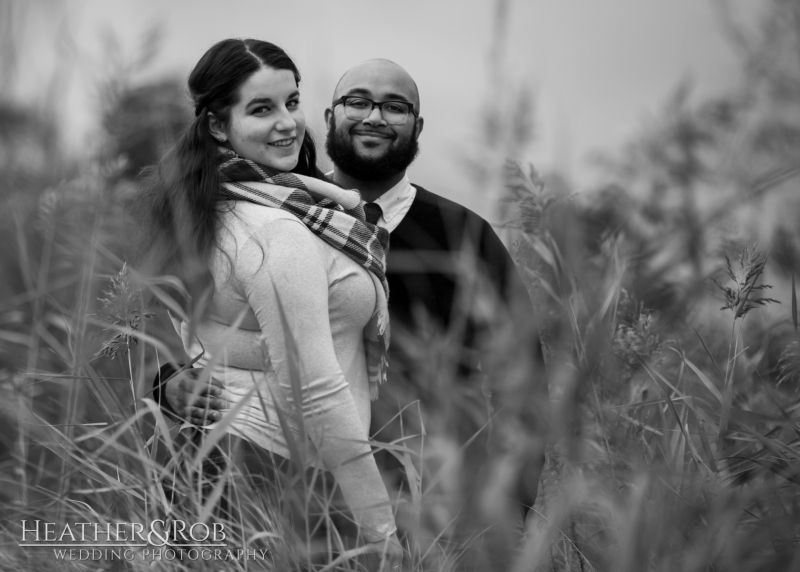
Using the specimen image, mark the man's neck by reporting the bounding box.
[332,168,406,203]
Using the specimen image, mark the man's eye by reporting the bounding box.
[287,100,301,109]
[384,103,407,114]
[347,99,369,109]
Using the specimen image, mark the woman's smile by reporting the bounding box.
[269,137,296,148]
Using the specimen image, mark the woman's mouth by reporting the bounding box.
[269,138,295,147]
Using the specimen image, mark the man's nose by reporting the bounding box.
[363,105,386,126]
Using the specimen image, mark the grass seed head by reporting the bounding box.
[715,246,779,319]
[93,262,155,359]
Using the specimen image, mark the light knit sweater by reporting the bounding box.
[174,202,395,539]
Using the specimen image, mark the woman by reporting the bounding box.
[131,38,401,569]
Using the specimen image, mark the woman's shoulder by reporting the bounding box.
[225,201,303,225]
[218,203,331,274]
[221,203,313,242]
[219,203,334,284]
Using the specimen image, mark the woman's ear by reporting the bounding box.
[207,113,228,142]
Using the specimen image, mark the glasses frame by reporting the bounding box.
[332,96,419,125]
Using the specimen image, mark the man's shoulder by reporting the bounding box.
[404,183,522,298]
[409,184,490,227]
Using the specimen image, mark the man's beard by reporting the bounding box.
[325,115,419,182]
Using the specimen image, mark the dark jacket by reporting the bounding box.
[372,184,547,516]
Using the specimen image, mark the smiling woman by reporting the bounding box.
[127,38,403,570]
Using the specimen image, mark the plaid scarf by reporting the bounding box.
[217,149,390,399]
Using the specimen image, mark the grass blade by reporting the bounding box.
[679,353,723,403]
[691,325,725,379]
[793,271,798,334]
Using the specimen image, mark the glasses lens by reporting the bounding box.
[381,101,411,125]
[343,97,372,120]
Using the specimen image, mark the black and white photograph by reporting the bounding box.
[1,1,798,571]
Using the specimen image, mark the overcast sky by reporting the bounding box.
[10,0,761,218]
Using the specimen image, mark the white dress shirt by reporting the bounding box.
[326,171,417,232]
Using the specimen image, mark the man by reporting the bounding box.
[322,58,546,520]
[155,59,546,566]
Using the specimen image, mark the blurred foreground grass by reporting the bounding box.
[2,1,800,570]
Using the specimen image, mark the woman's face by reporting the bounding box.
[210,66,306,171]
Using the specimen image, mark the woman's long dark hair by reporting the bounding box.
[129,39,318,316]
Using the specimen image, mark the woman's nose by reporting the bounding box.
[275,107,297,131]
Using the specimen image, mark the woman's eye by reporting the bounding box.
[287,100,300,109]
[252,106,271,115]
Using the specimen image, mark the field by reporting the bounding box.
[2,1,800,571]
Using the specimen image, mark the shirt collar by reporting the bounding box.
[370,174,414,224]
[324,171,416,224]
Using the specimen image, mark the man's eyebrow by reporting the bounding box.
[345,88,413,103]
[382,92,413,102]
[345,88,373,97]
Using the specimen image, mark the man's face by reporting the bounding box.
[325,61,424,182]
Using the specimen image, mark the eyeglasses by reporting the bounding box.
[332,96,418,125]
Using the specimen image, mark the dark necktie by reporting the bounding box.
[363,202,383,225]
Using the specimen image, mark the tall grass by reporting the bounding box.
[3,1,800,570]
[506,160,800,571]
[2,155,799,571]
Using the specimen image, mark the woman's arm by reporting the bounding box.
[235,214,396,540]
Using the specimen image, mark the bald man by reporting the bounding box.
[155,59,547,566]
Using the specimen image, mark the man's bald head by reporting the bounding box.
[333,58,420,113]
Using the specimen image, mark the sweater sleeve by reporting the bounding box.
[234,215,396,540]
